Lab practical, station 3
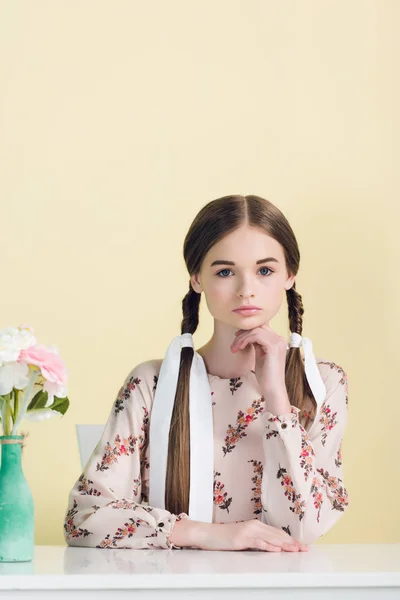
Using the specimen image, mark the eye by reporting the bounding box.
[216,267,273,277]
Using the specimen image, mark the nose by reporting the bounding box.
[238,290,255,300]
[238,280,255,299]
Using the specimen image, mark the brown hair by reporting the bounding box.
[165,194,316,515]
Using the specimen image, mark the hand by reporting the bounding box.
[231,325,288,399]
[170,518,309,552]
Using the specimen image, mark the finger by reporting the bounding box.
[270,530,302,549]
[292,537,309,551]
[252,539,282,552]
[232,331,250,346]
[258,522,296,543]
[276,539,301,551]
[261,530,300,550]
[281,543,300,552]
[286,537,306,550]
[232,331,259,350]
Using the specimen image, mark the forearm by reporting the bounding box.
[261,387,349,544]
[262,388,292,415]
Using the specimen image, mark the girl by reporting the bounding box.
[63,194,349,552]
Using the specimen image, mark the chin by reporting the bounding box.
[230,313,268,328]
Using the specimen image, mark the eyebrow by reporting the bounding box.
[210,257,279,267]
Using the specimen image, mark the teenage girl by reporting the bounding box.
[63,194,349,552]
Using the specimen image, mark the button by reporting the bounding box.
[281,423,287,429]
[158,522,165,528]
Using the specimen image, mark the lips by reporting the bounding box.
[233,306,261,311]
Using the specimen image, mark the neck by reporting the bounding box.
[197,330,256,379]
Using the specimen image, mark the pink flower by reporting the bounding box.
[18,344,68,385]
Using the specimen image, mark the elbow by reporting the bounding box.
[63,524,77,547]
[63,522,82,547]
[63,498,95,548]
[64,532,76,547]
[63,526,95,548]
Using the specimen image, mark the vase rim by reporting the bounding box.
[0,435,24,444]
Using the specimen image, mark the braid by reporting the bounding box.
[181,281,201,335]
[165,280,201,514]
[286,282,304,336]
[285,282,316,429]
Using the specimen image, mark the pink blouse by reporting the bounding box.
[63,356,349,549]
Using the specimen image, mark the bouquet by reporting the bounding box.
[0,325,69,436]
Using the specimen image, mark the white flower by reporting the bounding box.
[0,361,30,395]
[43,380,68,406]
[0,325,36,366]
[23,380,68,422]
[24,408,62,422]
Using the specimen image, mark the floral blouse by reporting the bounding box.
[63,356,349,550]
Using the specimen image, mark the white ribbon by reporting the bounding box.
[149,333,214,522]
[149,331,326,522]
[288,332,326,411]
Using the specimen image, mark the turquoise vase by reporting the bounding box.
[0,436,34,562]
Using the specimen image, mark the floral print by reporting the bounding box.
[222,397,265,456]
[77,473,101,496]
[276,464,306,520]
[318,361,349,406]
[319,403,339,447]
[335,444,342,468]
[96,433,140,472]
[64,499,93,540]
[316,468,348,511]
[114,376,141,415]
[248,459,263,515]
[229,377,244,394]
[63,357,349,549]
[133,474,141,497]
[213,470,232,513]
[310,473,325,523]
[299,432,315,481]
[97,517,145,548]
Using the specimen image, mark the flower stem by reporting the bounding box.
[14,388,19,423]
[11,368,39,436]
[3,393,12,436]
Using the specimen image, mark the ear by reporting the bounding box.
[190,273,203,294]
[285,274,296,291]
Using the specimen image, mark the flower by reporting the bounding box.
[18,344,67,386]
[0,361,30,395]
[0,325,36,366]
[0,325,69,436]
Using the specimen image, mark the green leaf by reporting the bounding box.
[27,390,49,411]
[51,396,70,415]
[26,392,69,416]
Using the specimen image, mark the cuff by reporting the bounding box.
[155,512,189,549]
[264,404,301,431]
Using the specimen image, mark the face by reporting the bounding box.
[190,225,296,328]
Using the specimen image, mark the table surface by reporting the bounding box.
[0,544,399,590]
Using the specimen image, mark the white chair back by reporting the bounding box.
[75,424,105,469]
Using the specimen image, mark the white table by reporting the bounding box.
[0,544,399,599]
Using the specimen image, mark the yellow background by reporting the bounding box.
[1,1,398,545]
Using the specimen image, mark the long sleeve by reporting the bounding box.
[260,361,349,545]
[63,361,189,549]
